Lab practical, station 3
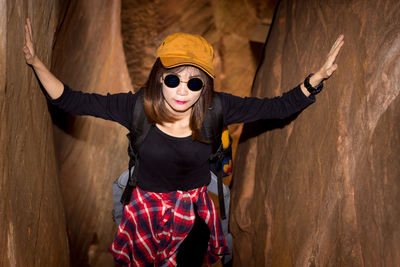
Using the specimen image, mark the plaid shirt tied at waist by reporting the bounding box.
[110,186,230,266]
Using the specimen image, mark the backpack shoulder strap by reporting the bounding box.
[120,89,152,205]
[204,93,230,220]
[202,93,224,148]
[131,89,152,148]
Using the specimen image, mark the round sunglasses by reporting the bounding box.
[162,74,204,91]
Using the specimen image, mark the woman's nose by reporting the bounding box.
[176,84,189,96]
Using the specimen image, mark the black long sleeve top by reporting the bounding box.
[50,84,315,192]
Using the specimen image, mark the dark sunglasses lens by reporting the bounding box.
[187,78,204,91]
[164,74,180,88]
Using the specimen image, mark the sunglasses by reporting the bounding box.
[162,74,204,91]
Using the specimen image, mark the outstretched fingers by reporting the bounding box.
[23,18,36,65]
[329,35,344,54]
[27,18,33,40]
[24,19,33,44]
[327,35,344,64]
[24,25,30,45]
[321,35,344,78]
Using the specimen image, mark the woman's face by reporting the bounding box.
[161,66,203,117]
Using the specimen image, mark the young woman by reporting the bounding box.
[23,18,344,266]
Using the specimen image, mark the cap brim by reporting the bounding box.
[160,57,215,78]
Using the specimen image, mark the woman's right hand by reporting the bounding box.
[22,18,64,99]
[23,18,37,65]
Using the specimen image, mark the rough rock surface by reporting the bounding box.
[231,0,400,266]
[51,1,133,266]
[0,1,69,266]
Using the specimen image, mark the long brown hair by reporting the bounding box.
[143,58,214,142]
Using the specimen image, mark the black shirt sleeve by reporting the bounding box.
[49,84,137,130]
[219,85,316,126]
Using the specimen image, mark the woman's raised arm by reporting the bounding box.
[23,18,64,99]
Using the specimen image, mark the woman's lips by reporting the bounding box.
[175,100,187,104]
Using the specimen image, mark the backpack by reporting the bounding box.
[118,90,232,219]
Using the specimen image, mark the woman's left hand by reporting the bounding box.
[312,35,344,84]
[300,35,344,96]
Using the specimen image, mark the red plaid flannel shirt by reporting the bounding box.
[110,186,230,266]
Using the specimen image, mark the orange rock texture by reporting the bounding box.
[0,1,69,266]
[231,0,400,266]
[51,1,133,265]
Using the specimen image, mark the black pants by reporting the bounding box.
[176,205,211,266]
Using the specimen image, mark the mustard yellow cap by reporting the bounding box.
[156,33,215,78]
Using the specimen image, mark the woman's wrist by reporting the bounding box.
[300,83,311,97]
[300,72,325,97]
[29,55,43,69]
[309,71,324,87]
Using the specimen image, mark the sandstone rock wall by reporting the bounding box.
[50,1,133,266]
[231,0,400,266]
[0,1,69,266]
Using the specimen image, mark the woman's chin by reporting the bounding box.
[167,103,192,116]
[172,106,191,114]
